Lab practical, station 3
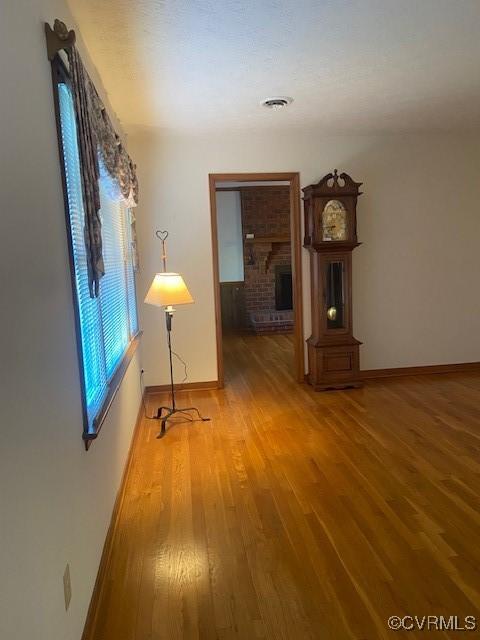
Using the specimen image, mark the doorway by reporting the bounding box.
[209,173,304,386]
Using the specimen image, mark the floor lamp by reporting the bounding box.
[144,231,210,438]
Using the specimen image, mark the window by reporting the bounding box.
[56,76,138,440]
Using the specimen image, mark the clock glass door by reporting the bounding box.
[325,261,345,329]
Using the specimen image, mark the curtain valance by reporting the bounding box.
[87,66,139,208]
[46,19,138,296]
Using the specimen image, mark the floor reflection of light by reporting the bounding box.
[154,542,209,586]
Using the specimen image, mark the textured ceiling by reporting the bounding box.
[68,0,480,134]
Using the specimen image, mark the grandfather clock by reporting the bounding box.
[303,170,363,390]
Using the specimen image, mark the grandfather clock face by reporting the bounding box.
[322,199,347,242]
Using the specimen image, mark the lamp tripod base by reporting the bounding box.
[155,405,210,439]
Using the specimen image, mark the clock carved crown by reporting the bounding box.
[303,170,362,249]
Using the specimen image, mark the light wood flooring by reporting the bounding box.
[87,334,480,639]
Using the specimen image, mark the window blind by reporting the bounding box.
[58,81,138,432]
[98,179,130,378]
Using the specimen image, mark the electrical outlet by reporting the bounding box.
[63,563,72,611]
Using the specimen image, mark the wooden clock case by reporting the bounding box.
[303,170,363,390]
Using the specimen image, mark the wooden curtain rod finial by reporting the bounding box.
[45,19,76,61]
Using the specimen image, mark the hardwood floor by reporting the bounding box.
[87,334,480,639]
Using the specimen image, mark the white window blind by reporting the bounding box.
[58,81,138,432]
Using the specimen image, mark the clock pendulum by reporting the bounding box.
[327,260,337,321]
[327,305,337,321]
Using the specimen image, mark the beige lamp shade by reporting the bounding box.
[144,272,194,307]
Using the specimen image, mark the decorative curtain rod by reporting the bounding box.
[45,19,76,61]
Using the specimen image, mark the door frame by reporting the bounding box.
[209,172,304,387]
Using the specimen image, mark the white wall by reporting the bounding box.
[0,3,141,639]
[216,190,244,282]
[129,127,480,386]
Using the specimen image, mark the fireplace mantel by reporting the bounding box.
[245,236,290,272]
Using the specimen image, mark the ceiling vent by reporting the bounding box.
[260,96,293,110]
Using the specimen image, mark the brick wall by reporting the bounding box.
[241,186,290,238]
[240,187,292,330]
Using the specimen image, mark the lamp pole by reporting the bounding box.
[165,305,176,411]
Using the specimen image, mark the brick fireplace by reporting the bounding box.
[241,186,293,333]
